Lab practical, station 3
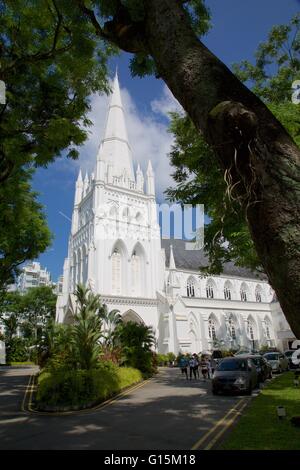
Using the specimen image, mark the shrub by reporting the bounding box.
[36,362,142,409]
[157,354,168,366]
[6,337,29,363]
[117,367,142,389]
[167,352,176,363]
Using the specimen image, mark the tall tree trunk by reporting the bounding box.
[141,0,300,338]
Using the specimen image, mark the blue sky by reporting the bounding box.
[32,0,299,282]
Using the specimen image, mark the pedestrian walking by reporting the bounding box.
[193,353,200,379]
[200,356,209,380]
[178,355,189,379]
[209,357,217,378]
[189,356,198,380]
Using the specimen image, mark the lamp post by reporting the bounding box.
[277,406,286,419]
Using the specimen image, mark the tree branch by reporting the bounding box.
[75,0,147,54]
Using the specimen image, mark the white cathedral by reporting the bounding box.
[56,72,295,354]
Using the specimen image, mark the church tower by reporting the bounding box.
[57,71,164,330]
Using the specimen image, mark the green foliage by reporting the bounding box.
[166,113,262,274]
[36,363,142,409]
[268,102,300,147]
[0,168,52,288]
[167,15,300,275]
[73,284,104,369]
[115,321,156,376]
[183,0,211,36]
[38,321,76,369]
[167,352,176,362]
[0,286,57,363]
[0,312,19,342]
[0,0,114,178]
[233,14,300,103]
[0,0,118,284]
[6,337,29,363]
[99,304,122,350]
[19,286,57,340]
[221,372,300,450]
[157,353,169,366]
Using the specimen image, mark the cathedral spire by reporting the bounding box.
[146,160,155,196]
[76,168,83,183]
[169,244,176,270]
[96,70,134,181]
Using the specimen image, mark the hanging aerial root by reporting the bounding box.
[209,101,262,216]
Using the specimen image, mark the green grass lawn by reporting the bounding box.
[221,372,300,450]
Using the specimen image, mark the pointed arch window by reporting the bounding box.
[131,251,141,296]
[255,285,263,302]
[240,283,249,302]
[112,249,122,294]
[208,316,217,341]
[240,290,247,302]
[224,286,231,300]
[187,278,195,297]
[265,317,272,340]
[228,315,236,340]
[206,280,215,299]
[247,320,255,341]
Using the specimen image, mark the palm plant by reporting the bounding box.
[73,284,103,369]
[99,304,122,350]
[114,321,156,374]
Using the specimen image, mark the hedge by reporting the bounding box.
[36,364,142,410]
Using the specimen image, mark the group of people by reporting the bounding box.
[178,353,217,381]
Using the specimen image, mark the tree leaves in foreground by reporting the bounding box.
[166,14,300,275]
[0,0,116,182]
[0,168,51,289]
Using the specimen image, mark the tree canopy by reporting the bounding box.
[0,0,115,182]
[0,168,51,289]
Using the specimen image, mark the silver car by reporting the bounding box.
[263,352,289,373]
[212,357,258,395]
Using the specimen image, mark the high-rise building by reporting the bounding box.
[17,261,52,293]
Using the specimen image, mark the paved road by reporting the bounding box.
[0,367,247,450]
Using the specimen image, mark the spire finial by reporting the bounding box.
[147,160,154,175]
[76,168,83,183]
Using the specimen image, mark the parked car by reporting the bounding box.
[284,350,300,370]
[263,352,289,373]
[237,354,272,382]
[212,357,258,395]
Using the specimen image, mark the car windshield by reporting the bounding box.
[284,351,293,357]
[217,360,248,371]
[265,353,279,360]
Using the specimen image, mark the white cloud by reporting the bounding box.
[151,85,183,118]
[73,82,183,201]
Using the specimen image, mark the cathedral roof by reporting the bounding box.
[161,238,267,281]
